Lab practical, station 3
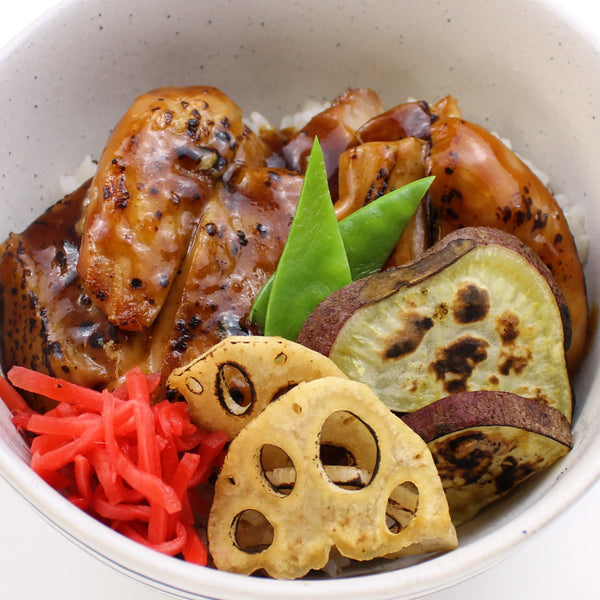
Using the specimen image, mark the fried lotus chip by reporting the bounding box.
[166,336,346,439]
[208,376,458,579]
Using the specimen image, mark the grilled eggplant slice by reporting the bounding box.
[402,390,572,525]
[297,227,572,420]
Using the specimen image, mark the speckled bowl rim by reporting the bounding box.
[1,1,600,599]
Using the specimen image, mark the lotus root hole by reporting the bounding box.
[217,362,255,416]
[232,509,274,554]
[386,481,419,533]
[260,444,296,496]
[319,410,379,489]
[274,351,288,365]
[185,376,203,395]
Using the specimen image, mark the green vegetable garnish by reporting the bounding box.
[339,176,434,280]
[263,138,352,340]
[249,157,433,335]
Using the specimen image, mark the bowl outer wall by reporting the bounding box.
[1,0,600,598]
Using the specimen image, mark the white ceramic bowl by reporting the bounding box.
[1,1,599,598]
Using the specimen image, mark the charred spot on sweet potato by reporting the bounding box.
[498,348,531,376]
[383,313,434,359]
[451,283,490,324]
[429,336,489,394]
[496,311,520,345]
[432,431,494,483]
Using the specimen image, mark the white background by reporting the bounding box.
[1,1,600,599]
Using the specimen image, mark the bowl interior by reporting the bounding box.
[1,0,600,598]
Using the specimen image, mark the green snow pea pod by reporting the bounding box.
[249,175,433,332]
[263,138,351,340]
[339,176,433,280]
[247,270,275,331]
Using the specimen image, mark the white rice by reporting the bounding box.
[244,99,331,136]
[497,133,589,264]
[243,111,277,136]
[278,99,331,132]
[59,154,97,196]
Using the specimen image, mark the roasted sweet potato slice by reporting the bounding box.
[207,376,457,579]
[402,390,572,525]
[297,227,572,420]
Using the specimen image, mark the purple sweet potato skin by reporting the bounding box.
[297,226,571,357]
[402,390,572,448]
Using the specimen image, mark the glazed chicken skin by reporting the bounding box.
[281,87,385,200]
[0,166,302,404]
[0,183,137,411]
[78,86,270,332]
[0,87,588,409]
[145,167,303,380]
[0,87,305,402]
[0,87,382,402]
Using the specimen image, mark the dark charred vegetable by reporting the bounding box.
[402,390,572,524]
[297,227,572,420]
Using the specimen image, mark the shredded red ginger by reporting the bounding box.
[0,365,228,566]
